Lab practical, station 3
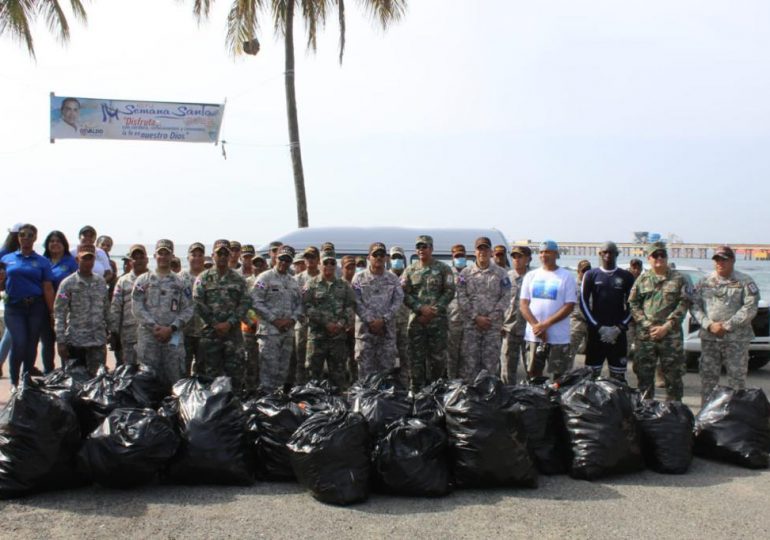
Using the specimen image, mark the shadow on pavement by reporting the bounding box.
[603,457,767,488]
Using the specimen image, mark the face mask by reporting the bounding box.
[356,267,365,274]
[391,259,404,270]
[453,257,467,269]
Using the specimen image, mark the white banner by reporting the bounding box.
[50,94,225,143]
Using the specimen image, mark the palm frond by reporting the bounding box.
[0,0,38,58]
[357,0,405,29]
[225,0,263,56]
[67,0,87,23]
[300,0,330,52]
[270,0,288,38]
[39,0,71,42]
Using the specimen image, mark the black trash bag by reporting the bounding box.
[0,379,83,499]
[112,363,168,408]
[372,417,450,497]
[39,361,91,403]
[288,406,371,505]
[166,376,254,485]
[412,388,446,429]
[555,367,595,391]
[349,368,406,398]
[444,371,538,488]
[694,386,770,469]
[244,392,308,481]
[634,400,694,474]
[78,408,180,488]
[504,384,571,475]
[561,377,644,480]
[354,386,413,440]
[288,380,347,416]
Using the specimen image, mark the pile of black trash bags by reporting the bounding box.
[1,365,769,505]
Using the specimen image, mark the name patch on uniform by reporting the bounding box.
[749,282,759,295]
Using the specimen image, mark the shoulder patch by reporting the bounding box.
[748,282,759,295]
[501,276,512,289]
[256,281,267,290]
[184,286,192,298]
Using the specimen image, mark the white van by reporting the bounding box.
[257,226,511,266]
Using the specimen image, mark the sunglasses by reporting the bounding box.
[416,243,430,250]
[323,260,337,266]
[650,251,667,259]
[371,252,386,258]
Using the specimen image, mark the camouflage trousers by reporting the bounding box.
[185,335,200,376]
[243,332,260,396]
[199,332,246,395]
[447,320,464,379]
[355,332,397,380]
[407,317,448,392]
[137,328,186,390]
[460,325,502,382]
[569,319,587,363]
[634,337,685,401]
[700,340,750,404]
[346,329,357,383]
[526,342,572,380]
[395,318,410,388]
[294,324,308,385]
[501,332,526,384]
[307,337,348,390]
[67,344,106,377]
[120,337,138,366]
[258,332,293,391]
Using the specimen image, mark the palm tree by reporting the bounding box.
[0,0,87,59]
[191,0,407,228]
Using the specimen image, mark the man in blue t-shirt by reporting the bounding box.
[579,241,635,381]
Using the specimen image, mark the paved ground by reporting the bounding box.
[1,358,769,539]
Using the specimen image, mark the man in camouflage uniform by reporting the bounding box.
[629,242,690,400]
[180,242,206,375]
[242,250,268,393]
[132,240,194,389]
[54,244,110,375]
[446,244,468,379]
[569,260,591,363]
[303,249,356,389]
[690,245,759,404]
[402,235,456,391]
[501,245,531,383]
[193,239,251,393]
[239,244,256,278]
[293,246,320,385]
[389,246,411,386]
[228,240,242,270]
[252,245,302,391]
[109,244,148,366]
[458,236,512,381]
[351,242,404,379]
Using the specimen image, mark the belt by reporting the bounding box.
[9,296,42,305]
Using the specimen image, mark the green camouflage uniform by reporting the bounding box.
[629,268,690,400]
[110,270,142,365]
[303,275,355,390]
[501,269,527,383]
[180,269,204,375]
[192,268,250,392]
[402,259,456,391]
[293,269,320,385]
[690,270,759,402]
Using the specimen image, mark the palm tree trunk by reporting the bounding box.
[284,0,309,228]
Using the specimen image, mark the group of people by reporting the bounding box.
[0,224,760,405]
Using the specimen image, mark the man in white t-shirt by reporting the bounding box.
[70,225,113,281]
[520,240,576,380]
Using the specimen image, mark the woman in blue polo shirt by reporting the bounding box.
[0,224,55,390]
[40,230,78,372]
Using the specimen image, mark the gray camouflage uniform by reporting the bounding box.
[446,266,464,379]
[54,272,110,375]
[501,268,527,383]
[293,270,319,385]
[457,262,512,381]
[690,270,759,402]
[252,268,302,391]
[110,271,142,365]
[132,271,194,388]
[352,268,404,379]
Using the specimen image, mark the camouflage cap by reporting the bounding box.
[230,240,242,251]
[293,253,306,263]
[341,255,356,267]
[128,244,147,257]
[321,249,337,263]
[155,239,174,254]
[369,242,387,255]
[187,242,205,254]
[493,244,507,255]
[253,253,266,262]
[213,239,231,253]
[646,241,667,257]
[321,242,336,252]
[170,256,181,267]
[203,256,214,267]
[475,237,492,249]
[277,245,296,260]
[712,245,735,260]
[451,244,466,256]
[355,256,367,266]
[269,241,283,250]
[77,244,96,257]
[389,246,405,258]
[241,244,255,257]
[415,235,433,247]
[303,246,320,258]
[510,245,531,257]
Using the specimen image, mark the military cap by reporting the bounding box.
[493,244,506,255]
[451,244,466,256]
[155,239,174,254]
[321,249,337,263]
[277,245,296,260]
[293,254,306,264]
[77,244,96,257]
[203,256,214,268]
[577,260,592,273]
[510,245,531,257]
[712,245,735,260]
[629,258,643,268]
[253,253,266,262]
[415,235,433,247]
[321,242,336,252]
[127,244,147,257]
[341,255,356,267]
[213,239,231,253]
[269,241,283,250]
[230,241,242,251]
[390,246,405,258]
[599,241,619,254]
[369,242,387,256]
[355,256,367,266]
[539,239,559,252]
[241,244,255,257]
[646,241,667,257]
[78,225,97,237]
[187,242,205,254]
[474,237,492,249]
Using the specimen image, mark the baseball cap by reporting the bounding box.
[451,244,466,256]
[230,240,242,251]
[369,242,387,256]
[203,256,214,268]
[277,245,296,260]
[77,244,96,257]
[712,245,735,260]
[510,245,531,257]
[415,235,433,247]
[213,239,231,253]
[577,260,592,273]
[155,239,174,254]
[128,244,147,257]
[493,245,506,255]
[321,249,337,263]
[78,225,97,237]
[293,254,306,263]
[390,246,405,258]
[241,244,255,257]
[341,255,356,267]
[539,240,559,252]
[9,223,23,234]
[187,242,205,254]
[303,246,320,258]
[599,241,619,254]
[474,237,492,249]
[355,256,367,266]
[321,242,335,252]
[646,241,667,257]
[269,241,283,251]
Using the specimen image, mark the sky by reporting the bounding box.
[2,0,770,248]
